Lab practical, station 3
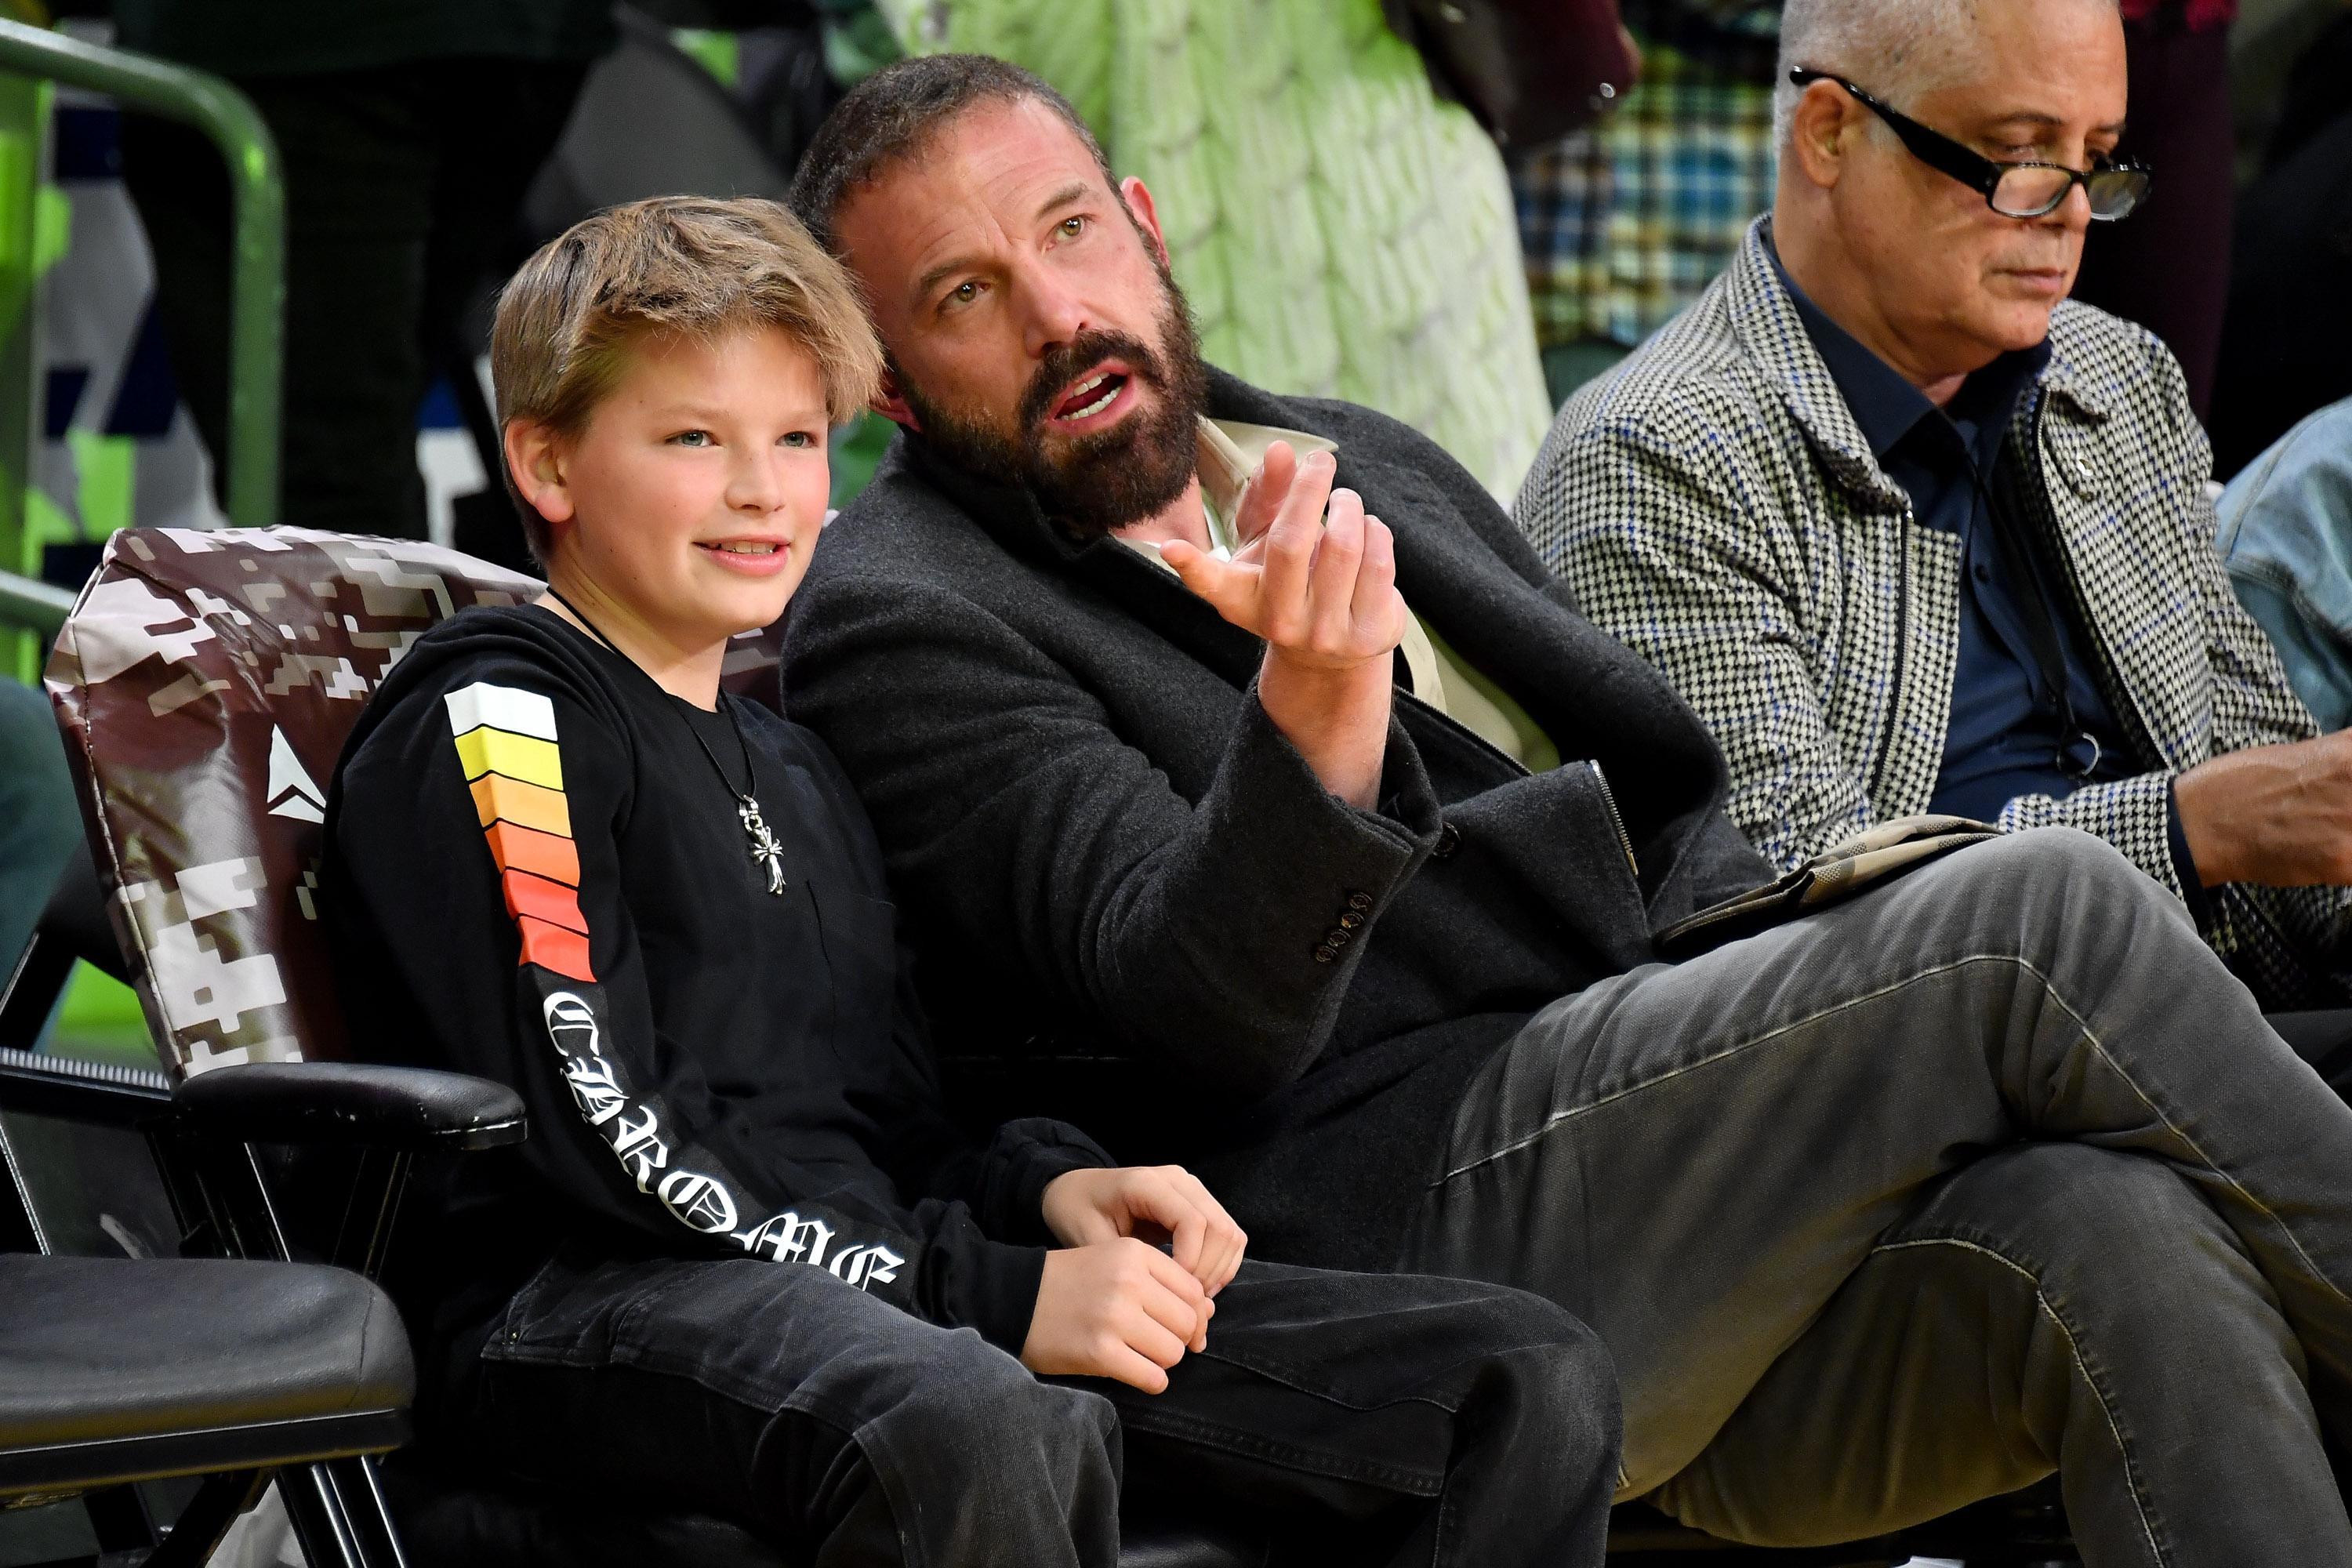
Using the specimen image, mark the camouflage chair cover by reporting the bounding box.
[43,525,785,1081]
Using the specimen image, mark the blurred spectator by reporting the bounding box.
[2067,0,2236,423]
[2216,395,2352,731]
[1510,0,1783,407]
[873,0,1553,501]
[114,0,616,537]
[0,677,74,973]
[2257,1,2352,168]
[2209,6,2352,479]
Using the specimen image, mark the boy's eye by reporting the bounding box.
[670,430,714,448]
[781,431,817,449]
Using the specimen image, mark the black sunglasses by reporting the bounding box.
[1788,69,2152,221]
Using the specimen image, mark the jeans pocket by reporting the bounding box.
[481,1245,696,1369]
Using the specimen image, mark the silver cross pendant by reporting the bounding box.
[737,794,788,895]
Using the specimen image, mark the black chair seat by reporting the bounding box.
[383,1461,1272,1568]
[0,1254,413,1495]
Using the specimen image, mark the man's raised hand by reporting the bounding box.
[1161,448,1407,671]
[1160,446,1405,808]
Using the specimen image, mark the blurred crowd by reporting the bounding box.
[20,0,2343,577]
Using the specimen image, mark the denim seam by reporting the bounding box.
[1431,951,2042,1183]
[2023,958,2352,1308]
[1111,1403,1443,1494]
[1871,1235,2166,1567]
[1432,946,2352,1319]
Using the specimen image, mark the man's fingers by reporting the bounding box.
[1160,541,1251,622]
[1258,452,1338,641]
[1351,517,1402,644]
[1305,490,1370,654]
[1233,440,1299,546]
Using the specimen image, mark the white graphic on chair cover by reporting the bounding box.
[63,576,216,684]
[265,727,328,822]
[119,858,292,1069]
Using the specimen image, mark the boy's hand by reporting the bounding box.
[1021,1237,1213,1393]
[1040,1166,1247,1295]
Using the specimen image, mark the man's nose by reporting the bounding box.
[1016,264,1091,360]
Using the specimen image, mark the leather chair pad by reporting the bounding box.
[0,1254,413,1450]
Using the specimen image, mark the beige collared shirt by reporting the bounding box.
[1118,418,1559,772]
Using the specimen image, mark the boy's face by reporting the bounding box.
[532,325,832,648]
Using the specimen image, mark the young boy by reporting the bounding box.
[322,195,1619,1566]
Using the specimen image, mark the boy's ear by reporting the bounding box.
[504,419,577,524]
[871,366,921,433]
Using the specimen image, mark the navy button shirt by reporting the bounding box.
[1769,246,2138,826]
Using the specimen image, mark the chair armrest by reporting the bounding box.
[173,1063,527,1152]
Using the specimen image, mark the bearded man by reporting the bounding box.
[779,53,2352,1562]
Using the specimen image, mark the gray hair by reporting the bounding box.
[1771,0,2118,149]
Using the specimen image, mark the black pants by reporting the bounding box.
[450,1247,1619,1567]
[122,56,585,538]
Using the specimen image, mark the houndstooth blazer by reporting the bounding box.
[1518,217,2352,1007]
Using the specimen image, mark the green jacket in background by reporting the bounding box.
[876,0,1552,503]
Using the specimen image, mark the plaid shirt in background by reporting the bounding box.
[1512,0,1783,354]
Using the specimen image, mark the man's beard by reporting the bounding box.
[898,274,1210,539]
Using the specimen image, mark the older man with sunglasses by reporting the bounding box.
[1523,0,2352,1029]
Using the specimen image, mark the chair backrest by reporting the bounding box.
[43,526,786,1080]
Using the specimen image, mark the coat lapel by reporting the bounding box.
[2027,321,2206,771]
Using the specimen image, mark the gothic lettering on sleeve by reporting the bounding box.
[448,682,922,1303]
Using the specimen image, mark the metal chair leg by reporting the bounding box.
[278,1456,408,1568]
[143,1469,269,1568]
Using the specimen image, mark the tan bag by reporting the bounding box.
[1655,815,2002,960]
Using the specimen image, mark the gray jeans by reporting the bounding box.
[1402,827,2352,1566]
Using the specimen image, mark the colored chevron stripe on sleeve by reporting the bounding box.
[446,681,594,982]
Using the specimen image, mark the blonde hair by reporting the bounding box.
[490,195,884,564]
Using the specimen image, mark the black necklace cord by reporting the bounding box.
[542,588,762,802]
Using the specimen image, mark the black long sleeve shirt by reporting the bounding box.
[323,605,1108,1370]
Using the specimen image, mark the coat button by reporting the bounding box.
[1346,891,1374,913]
[1431,822,1461,858]
[1313,944,1337,964]
[1325,927,1351,948]
[1338,911,1363,931]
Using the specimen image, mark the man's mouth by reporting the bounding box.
[1053,370,1129,423]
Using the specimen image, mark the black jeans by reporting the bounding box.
[122,56,585,537]
[452,1247,1619,1567]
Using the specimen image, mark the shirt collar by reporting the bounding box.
[1120,416,1340,566]
[1766,234,2050,466]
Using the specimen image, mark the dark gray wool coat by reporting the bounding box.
[781,368,1767,1272]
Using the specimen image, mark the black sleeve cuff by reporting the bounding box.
[2167,782,2216,931]
[956,1235,1051,1356]
[973,1117,1116,1247]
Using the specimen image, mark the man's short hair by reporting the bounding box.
[1772,0,2118,149]
[788,54,1116,256]
[491,195,884,565]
